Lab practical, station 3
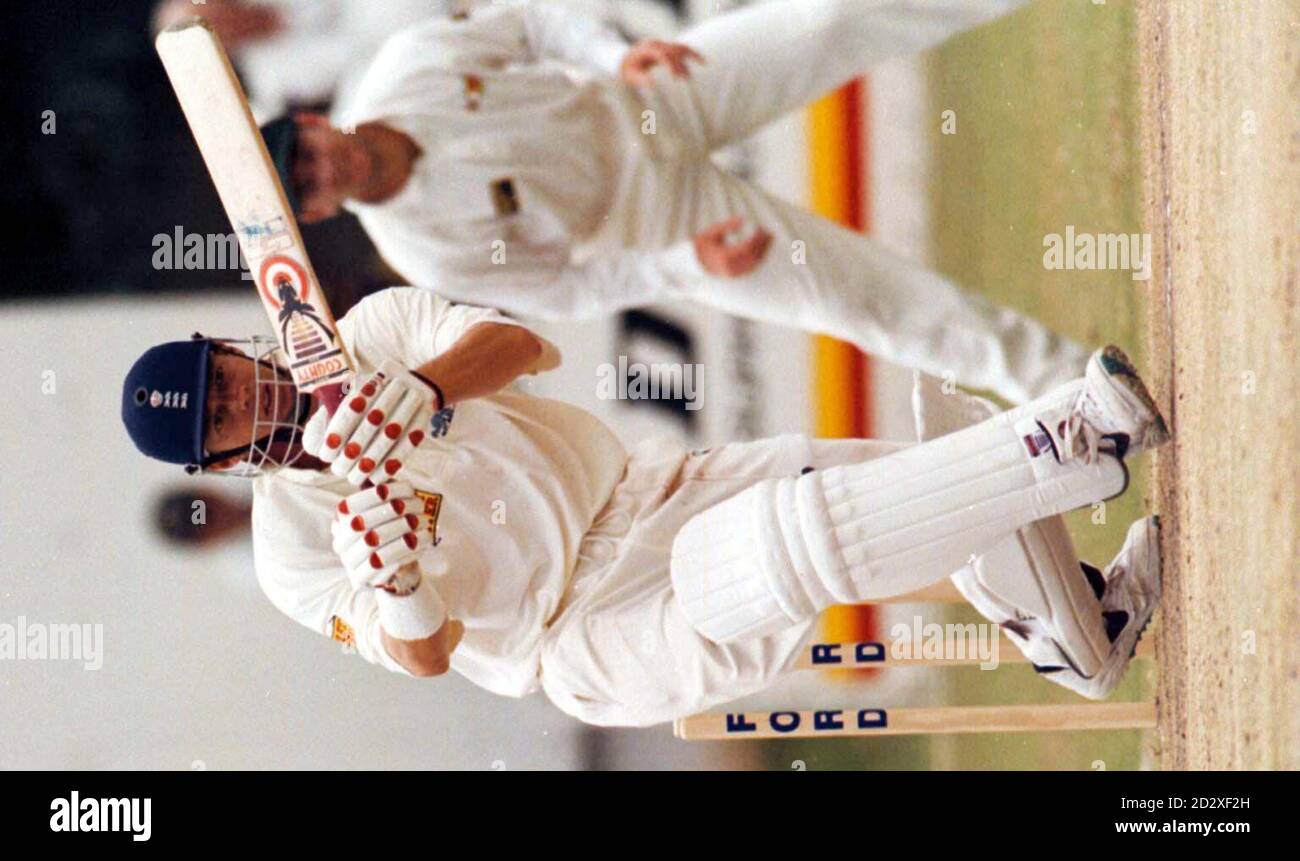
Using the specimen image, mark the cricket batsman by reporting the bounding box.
[121,288,1165,727]
[264,0,1088,405]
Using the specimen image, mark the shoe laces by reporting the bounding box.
[1060,407,1103,466]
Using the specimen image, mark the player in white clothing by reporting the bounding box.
[264,0,1087,405]
[120,288,1166,727]
[150,0,679,120]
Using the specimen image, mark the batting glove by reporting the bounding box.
[330,483,435,591]
[303,359,440,486]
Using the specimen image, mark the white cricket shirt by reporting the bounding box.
[338,1,705,320]
[251,288,627,696]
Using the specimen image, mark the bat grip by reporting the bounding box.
[316,380,349,416]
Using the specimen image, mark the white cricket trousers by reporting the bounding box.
[539,383,1122,728]
[599,0,1086,402]
[540,434,900,728]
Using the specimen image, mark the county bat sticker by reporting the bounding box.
[257,254,347,385]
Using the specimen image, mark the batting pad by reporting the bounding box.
[912,373,1110,674]
[952,516,1109,676]
[671,386,1127,644]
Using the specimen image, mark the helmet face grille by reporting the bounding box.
[203,335,308,479]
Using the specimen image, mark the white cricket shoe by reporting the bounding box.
[1033,516,1163,699]
[1041,345,1171,465]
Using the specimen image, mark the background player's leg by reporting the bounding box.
[665,0,1028,150]
[671,165,1088,403]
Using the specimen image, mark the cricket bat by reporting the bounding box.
[156,19,351,414]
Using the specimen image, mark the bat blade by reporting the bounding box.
[156,19,352,410]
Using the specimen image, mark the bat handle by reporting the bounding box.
[316,380,349,416]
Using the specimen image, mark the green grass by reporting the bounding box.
[925,0,1151,770]
[758,0,1152,771]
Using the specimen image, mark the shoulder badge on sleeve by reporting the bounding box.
[328,615,356,648]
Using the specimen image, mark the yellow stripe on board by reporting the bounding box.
[807,82,874,674]
[808,89,860,439]
[808,92,856,224]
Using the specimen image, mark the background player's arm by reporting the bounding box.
[417,321,552,405]
[426,238,707,321]
[459,0,631,77]
[426,224,770,321]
